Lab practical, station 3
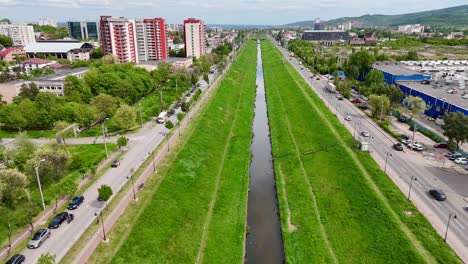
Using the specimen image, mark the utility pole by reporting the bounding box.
[34,159,46,211]
[139,97,144,128]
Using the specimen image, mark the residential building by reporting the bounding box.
[397,24,424,34]
[0,47,26,62]
[445,32,464,40]
[38,18,57,27]
[0,67,88,103]
[24,42,93,62]
[314,18,321,30]
[100,16,138,63]
[68,21,99,40]
[136,18,168,62]
[167,24,182,32]
[20,58,57,73]
[0,24,36,46]
[184,18,206,58]
[302,30,347,46]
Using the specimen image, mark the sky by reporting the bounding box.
[0,0,466,25]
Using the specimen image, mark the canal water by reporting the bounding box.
[245,40,284,264]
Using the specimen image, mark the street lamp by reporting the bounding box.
[384,152,392,173]
[101,118,109,158]
[444,213,457,242]
[407,176,417,200]
[149,151,156,172]
[353,122,360,139]
[34,159,46,211]
[138,97,144,128]
[127,174,137,201]
[95,210,108,242]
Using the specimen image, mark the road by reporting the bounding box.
[15,73,217,264]
[271,37,468,261]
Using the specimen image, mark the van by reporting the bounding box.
[157,111,168,124]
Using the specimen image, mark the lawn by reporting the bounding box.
[95,41,257,263]
[261,39,461,263]
[0,143,117,249]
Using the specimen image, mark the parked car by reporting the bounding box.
[316,77,320,80]
[400,134,410,140]
[27,229,50,249]
[48,212,70,229]
[345,115,352,121]
[361,131,370,137]
[448,153,463,160]
[454,158,468,165]
[6,254,25,264]
[111,160,120,168]
[168,109,176,117]
[408,143,424,151]
[429,189,446,201]
[393,143,404,151]
[67,195,84,210]
[336,94,344,100]
[397,116,407,122]
[434,142,448,148]
[409,126,418,131]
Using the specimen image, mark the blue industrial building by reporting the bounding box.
[372,62,468,119]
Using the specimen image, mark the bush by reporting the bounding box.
[165,120,174,129]
[177,113,185,121]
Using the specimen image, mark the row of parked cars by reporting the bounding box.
[446,151,468,169]
[6,196,85,263]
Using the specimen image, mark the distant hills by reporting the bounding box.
[285,5,468,29]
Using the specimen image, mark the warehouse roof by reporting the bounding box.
[24,42,93,53]
[372,62,424,76]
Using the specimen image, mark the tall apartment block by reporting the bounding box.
[136,18,168,62]
[184,18,206,59]
[68,21,99,40]
[99,16,138,63]
[0,23,36,46]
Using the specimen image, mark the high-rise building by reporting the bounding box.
[99,16,138,63]
[0,24,36,46]
[184,18,206,59]
[314,18,321,30]
[136,18,168,62]
[68,21,99,40]
[38,18,57,27]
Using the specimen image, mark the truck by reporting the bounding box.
[156,111,168,124]
[326,82,336,93]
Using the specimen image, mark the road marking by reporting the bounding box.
[435,201,442,207]
[415,181,422,188]
[401,167,407,173]
[455,219,465,230]
[128,136,145,141]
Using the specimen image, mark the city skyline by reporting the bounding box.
[0,0,466,25]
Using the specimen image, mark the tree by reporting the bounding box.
[117,136,128,149]
[64,76,92,103]
[114,104,136,130]
[369,95,390,120]
[173,37,181,44]
[98,184,113,205]
[403,96,427,143]
[0,169,29,208]
[37,253,56,264]
[0,35,13,47]
[203,73,209,84]
[11,136,35,171]
[165,120,174,129]
[365,69,385,86]
[442,112,468,149]
[346,49,375,79]
[73,104,96,128]
[407,50,418,61]
[27,143,72,183]
[18,83,40,101]
[90,94,117,119]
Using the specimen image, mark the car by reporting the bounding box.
[27,229,50,249]
[393,143,404,151]
[336,94,344,100]
[67,195,84,210]
[402,139,415,145]
[361,131,370,137]
[397,116,407,122]
[6,254,25,264]
[400,134,410,140]
[454,158,468,165]
[168,109,176,116]
[345,115,352,121]
[409,126,418,131]
[316,77,320,80]
[301,67,304,70]
[48,212,70,229]
[429,189,446,201]
[111,160,120,168]
[465,166,468,171]
[434,142,448,148]
[448,153,463,160]
[408,143,424,151]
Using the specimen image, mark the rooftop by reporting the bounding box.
[372,62,426,76]
[396,81,468,110]
[303,30,346,33]
[21,58,51,65]
[2,67,89,84]
[24,42,93,54]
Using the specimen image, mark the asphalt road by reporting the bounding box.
[17,74,216,264]
[271,37,468,261]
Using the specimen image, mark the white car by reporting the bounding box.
[408,143,424,151]
[361,131,370,137]
[454,158,468,165]
[345,115,352,121]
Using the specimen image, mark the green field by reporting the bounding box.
[261,39,461,263]
[103,41,256,263]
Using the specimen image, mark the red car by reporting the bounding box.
[434,142,448,148]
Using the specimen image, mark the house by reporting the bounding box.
[20,58,57,73]
[0,47,26,62]
[23,42,93,62]
[364,32,377,45]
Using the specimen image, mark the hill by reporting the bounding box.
[285,5,468,29]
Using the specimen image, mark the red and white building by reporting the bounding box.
[99,16,138,63]
[136,18,168,62]
[184,18,206,59]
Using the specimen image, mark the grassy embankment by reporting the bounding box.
[88,40,257,263]
[261,39,461,263]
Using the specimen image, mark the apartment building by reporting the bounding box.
[184,18,206,59]
[38,18,57,27]
[99,16,138,63]
[68,21,99,40]
[136,18,168,62]
[0,23,36,46]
